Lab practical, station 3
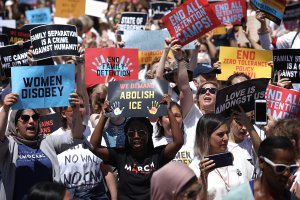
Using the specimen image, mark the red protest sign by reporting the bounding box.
[85,48,139,87]
[265,84,300,120]
[161,0,220,46]
[210,0,247,26]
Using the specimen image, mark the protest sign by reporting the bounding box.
[0,34,8,47]
[215,78,269,117]
[265,84,300,119]
[30,24,78,61]
[283,2,300,31]
[21,24,44,31]
[11,64,75,110]
[19,0,38,5]
[139,50,163,64]
[118,12,148,32]
[85,48,139,87]
[85,0,108,19]
[272,49,300,83]
[149,1,177,20]
[162,0,220,46]
[25,8,52,24]
[55,0,85,18]
[2,27,30,44]
[0,19,16,32]
[39,112,62,134]
[0,41,31,77]
[210,0,246,26]
[250,0,286,25]
[123,29,195,50]
[218,46,272,81]
[107,80,168,117]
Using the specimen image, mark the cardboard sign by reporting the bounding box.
[218,46,272,81]
[85,48,139,87]
[107,80,168,117]
[123,29,195,50]
[265,84,300,119]
[55,0,85,18]
[250,0,286,25]
[11,64,75,110]
[2,27,30,44]
[25,8,52,24]
[30,24,78,61]
[139,50,163,64]
[210,0,246,25]
[162,0,220,46]
[149,1,177,20]
[119,12,148,32]
[0,41,31,77]
[272,49,300,83]
[283,2,300,31]
[215,78,269,117]
[0,34,8,47]
[39,112,62,134]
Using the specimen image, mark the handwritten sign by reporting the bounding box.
[2,27,30,44]
[11,64,75,110]
[218,46,272,81]
[107,80,168,117]
[55,0,85,18]
[162,0,219,45]
[265,84,300,119]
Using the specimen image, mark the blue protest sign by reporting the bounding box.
[11,64,75,110]
[25,8,52,24]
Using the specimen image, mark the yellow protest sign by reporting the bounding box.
[55,0,85,18]
[218,46,272,81]
[139,51,163,64]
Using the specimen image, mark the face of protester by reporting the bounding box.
[209,124,229,155]
[160,105,183,138]
[127,120,149,151]
[260,149,296,191]
[176,179,202,200]
[16,109,40,140]
[199,44,208,54]
[198,83,217,111]
[230,112,253,143]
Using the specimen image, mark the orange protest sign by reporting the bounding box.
[55,0,85,18]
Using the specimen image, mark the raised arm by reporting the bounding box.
[69,93,84,139]
[155,38,171,80]
[189,40,201,71]
[243,27,262,50]
[162,94,184,161]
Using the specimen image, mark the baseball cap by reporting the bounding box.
[193,63,221,78]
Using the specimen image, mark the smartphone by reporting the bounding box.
[205,152,233,169]
[255,100,267,125]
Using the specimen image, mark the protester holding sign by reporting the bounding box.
[0,92,84,200]
[90,94,183,200]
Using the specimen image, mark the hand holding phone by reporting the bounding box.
[205,152,233,169]
[255,100,267,125]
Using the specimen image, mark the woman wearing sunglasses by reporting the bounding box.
[90,94,184,200]
[195,81,218,114]
[0,92,84,200]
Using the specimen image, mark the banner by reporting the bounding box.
[250,0,287,25]
[0,34,8,47]
[272,49,300,83]
[215,78,269,117]
[55,0,85,18]
[39,113,62,134]
[2,27,30,44]
[85,48,139,87]
[118,12,148,32]
[162,0,220,46]
[149,1,177,20]
[25,8,52,24]
[283,2,300,31]
[265,84,300,119]
[123,29,195,50]
[210,0,246,25]
[11,64,75,110]
[107,80,168,117]
[218,46,272,81]
[30,24,78,61]
[0,41,31,77]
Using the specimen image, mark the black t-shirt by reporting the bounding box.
[107,145,167,200]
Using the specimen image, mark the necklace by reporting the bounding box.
[215,167,230,192]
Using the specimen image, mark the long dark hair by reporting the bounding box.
[27,182,66,200]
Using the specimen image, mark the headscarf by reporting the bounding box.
[7,109,40,147]
[151,162,197,200]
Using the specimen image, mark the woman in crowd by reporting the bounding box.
[90,94,184,200]
[195,81,218,114]
[190,113,253,200]
[0,92,84,200]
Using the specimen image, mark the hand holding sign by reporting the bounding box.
[277,71,292,89]
[3,93,18,110]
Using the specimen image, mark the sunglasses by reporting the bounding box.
[19,114,40,123]
[126,130,148,138]
[180,183,202,199]
[199,88,217,95]
[262,157,299,175]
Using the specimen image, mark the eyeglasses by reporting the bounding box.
[199,88,217,95]
[126,130,148,138]
[262,157,299,175]
[19,114,40,123]
[180,183,202,199]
